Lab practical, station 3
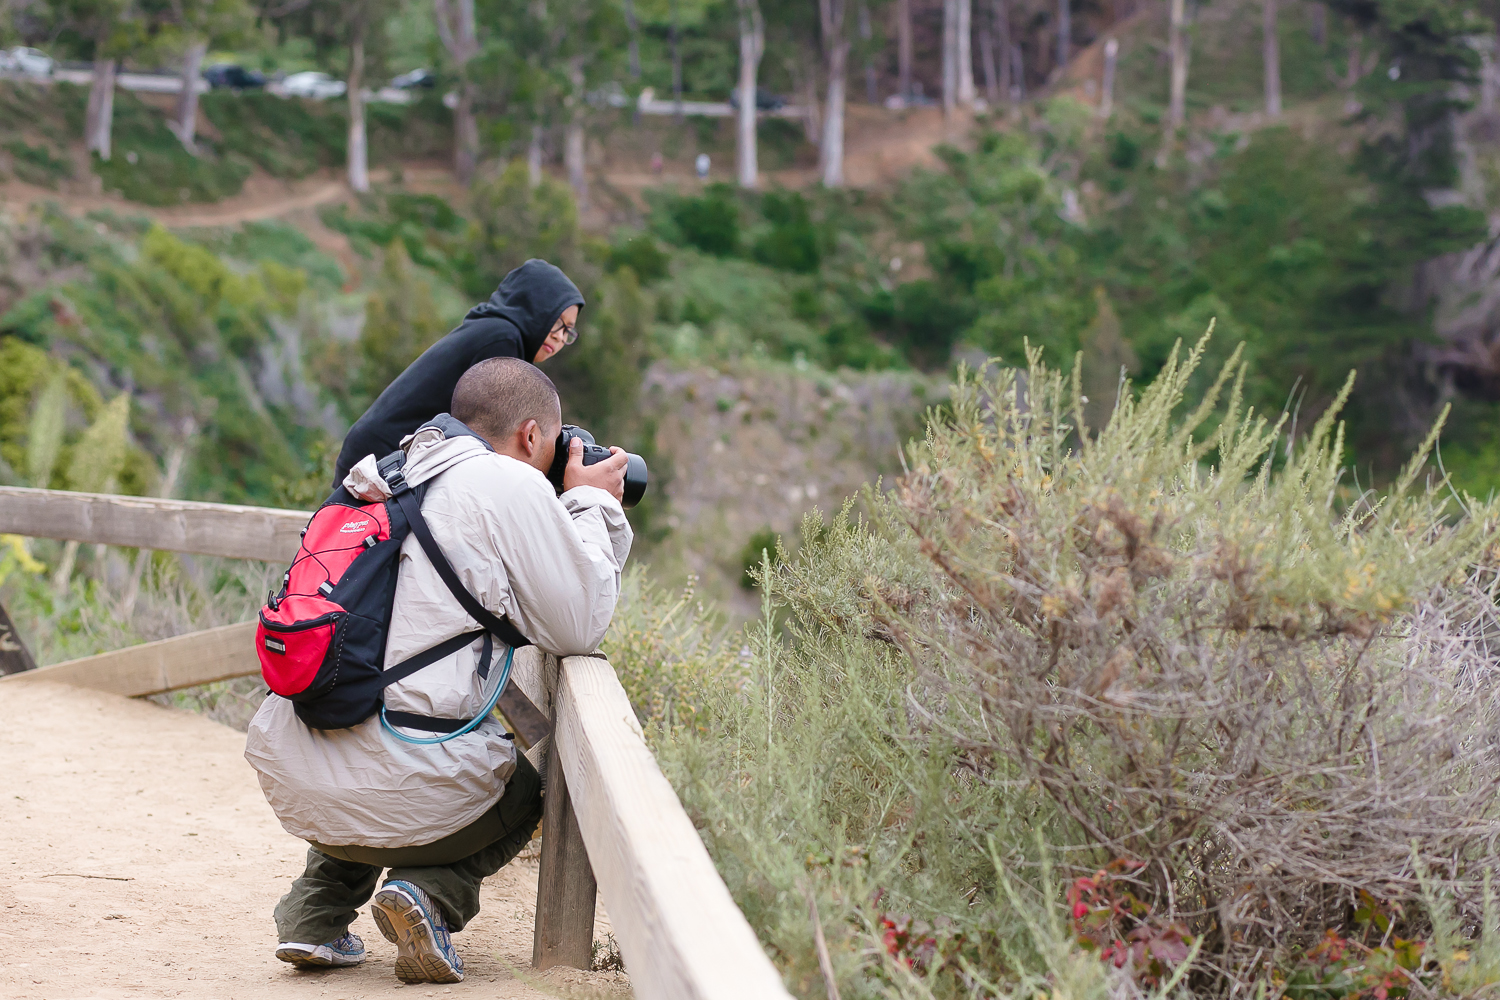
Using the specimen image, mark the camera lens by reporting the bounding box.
[547,424,649,508]
[623,454,648,508]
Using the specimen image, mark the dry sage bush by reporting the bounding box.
[882,339,1500,983]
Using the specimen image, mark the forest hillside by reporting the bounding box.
[5,0,1500,995]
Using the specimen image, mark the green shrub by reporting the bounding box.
[669,184,741,256]
[603,568,742,734]
[3,139,72,187]
[863,279,975,369]
[756,117,813,171]
[647,338,1500,997]
[608,234,671,284]
[94,92,252,204]
[752,191,821,274]
[737,527,780,588]
[202,91,344,178]
[466,160,589,297]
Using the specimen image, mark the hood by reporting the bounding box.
[465,259,585,362]
[342,414,492,500]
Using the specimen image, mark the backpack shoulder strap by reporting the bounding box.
[391,487,533,650]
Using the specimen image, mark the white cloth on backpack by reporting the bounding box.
[244,422,631,848]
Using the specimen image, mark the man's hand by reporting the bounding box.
[562,438,629,501]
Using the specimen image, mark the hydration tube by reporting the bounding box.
[380,644,516,746]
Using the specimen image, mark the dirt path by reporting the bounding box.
[0,680,629,1000]
[0,171,353,230]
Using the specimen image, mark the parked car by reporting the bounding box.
[390,68,434,90]
[280,71,346,100]
[4,47,54,78]
[203,64,265,89]
[729,86,786,112]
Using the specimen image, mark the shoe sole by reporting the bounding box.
[370,887,463,984]
[275,943,364,968]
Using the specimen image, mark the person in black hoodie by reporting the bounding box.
[333,259,585,485]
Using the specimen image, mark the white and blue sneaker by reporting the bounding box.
[370,880,464,984]
[275,931,366,968]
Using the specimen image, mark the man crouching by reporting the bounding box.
[245,357,631,984]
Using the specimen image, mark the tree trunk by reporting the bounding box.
[978,2,998,102]
[1263,0,1281,117]
[453,85,480,181]
[433,0,481,182]
[1098,37,1118,117]
[528,124,544,186]
[347,21,370,193]
[942,0,957,115]
[85,56,117,161]
[819,0,848,186]
[1057,0,1071,72]
[859,1,876,104]
[797,52,822,143]
[670,0,683,120]
[736,0,764,188]
[1342,30,1363,113]
[624,0,641,79]
[1166,0,1187,133]
[1484,36,1497,115]
[174,41,206,154]
[994,0,1011,103]
[564,124,585,205]
[565,56,587,207]
[957,0,975,104]
[1011,43,1025,97]
[896,0,913,99]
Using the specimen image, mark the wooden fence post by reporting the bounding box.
[532,652,598,971]
[0,600,37,675]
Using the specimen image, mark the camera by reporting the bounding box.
[546,424,649,508]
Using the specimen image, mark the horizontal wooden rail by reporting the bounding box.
[0,621,258,697]
[0,486,309,562]
[0,626,549,706]
[553,654,793,1000]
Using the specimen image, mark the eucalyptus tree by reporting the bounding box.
[735,0,763,187]
[264,0,395,192]
[817,0,847,185]
[433,0,481,181]
[141,0,254,152]
[43,0,142,160]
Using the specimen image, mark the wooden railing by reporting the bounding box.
[0,487,792,1000]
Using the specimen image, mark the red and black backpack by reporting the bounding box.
[256,451,532,732]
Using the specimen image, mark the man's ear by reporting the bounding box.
[517,418,541,458]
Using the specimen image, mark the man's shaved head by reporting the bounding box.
[451,358,561,444]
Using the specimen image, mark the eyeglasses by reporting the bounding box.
[550,320,578,346]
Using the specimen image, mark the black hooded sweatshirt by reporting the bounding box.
[333,259,585,484]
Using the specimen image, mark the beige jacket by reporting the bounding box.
[245,419,632,848]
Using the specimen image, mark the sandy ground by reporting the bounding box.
[0,681,629,1000]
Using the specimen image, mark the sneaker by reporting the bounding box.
[370,880,464,984]
[275,931,366,968]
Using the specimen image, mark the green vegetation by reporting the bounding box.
[0,212,337,502]
[613,343,1500,997]
[200,90,345,178]
[94,90,253,204]
[2,139,73,187]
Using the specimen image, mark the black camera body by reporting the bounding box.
[546,424,649,508]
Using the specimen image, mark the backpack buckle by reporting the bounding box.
[376,450,409,495]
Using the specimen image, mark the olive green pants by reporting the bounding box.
[273,752,543,945]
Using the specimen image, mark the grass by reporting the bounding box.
[613,341,1500,998]
[202,90,345,178]
[96,91,254,205]
[2,139,72,188]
